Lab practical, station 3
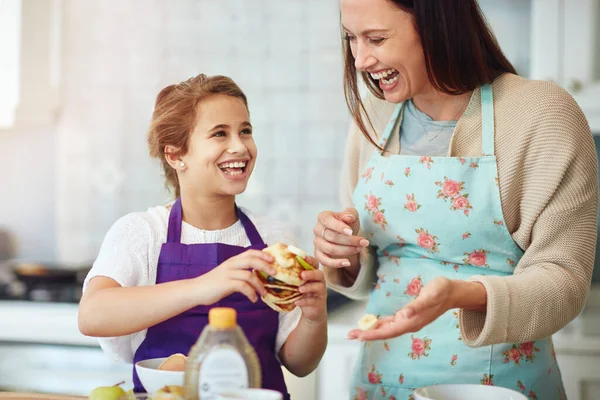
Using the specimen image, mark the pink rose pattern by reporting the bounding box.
[415,228,440,253]
[408,335,432,360]
[463,249,490,268]
[364,192,388,230]
[353,150,555,396]
[363,167,374,183]
[404,193,421,212]
[503,342,540,365]
[419,156,434,169]
[404,275,422,297]
[435,177,473,216]
[368,365,382,384]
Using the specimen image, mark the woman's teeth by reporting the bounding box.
[370,68,398,80]
[381,74,399,85]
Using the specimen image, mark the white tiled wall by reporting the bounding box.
[54,0,349,262]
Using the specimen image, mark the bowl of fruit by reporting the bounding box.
[135,353,186,395]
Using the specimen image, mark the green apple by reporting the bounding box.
[296,256,315,271]
[88,384,126,400]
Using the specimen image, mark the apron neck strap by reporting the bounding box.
[378,102,405,154]
[480,83,495,155]
[236,206,266,246]
[166,198,183,243]
[166,198,265,245]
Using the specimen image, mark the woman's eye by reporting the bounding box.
[344,34,356,42]
[369,37,385,44]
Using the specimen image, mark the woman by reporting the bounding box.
[314,0,597,399]
[78,74,328,398]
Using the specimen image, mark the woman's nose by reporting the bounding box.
[354,43,375,71]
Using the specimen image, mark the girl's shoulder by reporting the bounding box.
[237,206,297,246]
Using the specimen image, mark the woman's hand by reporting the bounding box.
[295,257,327,323]
[313,208,369,270]
[194,249,277,306]
[348,276,458,341]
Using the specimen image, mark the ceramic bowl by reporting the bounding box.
[134,357,184,394]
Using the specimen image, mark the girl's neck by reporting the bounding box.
[179,194,238,231]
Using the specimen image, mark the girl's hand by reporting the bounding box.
[348,276,456,341]
[194,249,276,305]
[295,257,327,323]
[313,208,368,269]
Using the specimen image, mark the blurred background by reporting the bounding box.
[0,0,599,399]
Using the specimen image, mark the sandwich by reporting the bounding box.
[256,242,314,312]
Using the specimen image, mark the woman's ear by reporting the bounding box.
[164,145,186,170]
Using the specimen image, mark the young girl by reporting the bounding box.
[78,74,328,398]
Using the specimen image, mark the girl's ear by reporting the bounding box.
[164,145,186,170]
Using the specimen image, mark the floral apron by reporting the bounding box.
[350,84,566,400]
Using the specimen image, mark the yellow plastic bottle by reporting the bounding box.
[184,307,262,400]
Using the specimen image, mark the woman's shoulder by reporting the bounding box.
[493,73,590,142]
[493,73,584,116]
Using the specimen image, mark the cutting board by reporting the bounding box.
[0,393,86,400]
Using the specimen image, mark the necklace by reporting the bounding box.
[412,99,467,141]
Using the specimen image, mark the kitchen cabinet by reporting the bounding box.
[530,0,600,132]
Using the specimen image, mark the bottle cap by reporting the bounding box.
[209,307,237,329]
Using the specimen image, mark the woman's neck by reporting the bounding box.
[412,88,472,121]
[179,194,238,231]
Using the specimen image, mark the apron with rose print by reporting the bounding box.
[350,84,566,400]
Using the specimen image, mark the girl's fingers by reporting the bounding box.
[230,270,266,296]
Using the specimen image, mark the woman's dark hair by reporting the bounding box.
[343,0,517,147]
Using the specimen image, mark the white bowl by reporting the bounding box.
[216,389,283,400]
[414,384,528,400]
[135,357,184,394]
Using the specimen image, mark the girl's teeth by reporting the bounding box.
[223,169,243,176]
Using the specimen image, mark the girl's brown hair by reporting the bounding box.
[343,0,517,148]
[148,74,248,198]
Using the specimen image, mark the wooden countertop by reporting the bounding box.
[0,393,86,400]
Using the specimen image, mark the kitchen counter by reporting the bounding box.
[0,393,85,400]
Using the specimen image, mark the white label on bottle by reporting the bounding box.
[198,347,249,400]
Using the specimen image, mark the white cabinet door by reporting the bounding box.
[318,340,362,400]
[531,0,600,131]
[556,353,600,400]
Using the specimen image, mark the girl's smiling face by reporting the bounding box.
[177,94,257,198]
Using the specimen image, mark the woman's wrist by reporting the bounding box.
[450,279,487,312]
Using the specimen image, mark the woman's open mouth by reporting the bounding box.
[370,68,400,91]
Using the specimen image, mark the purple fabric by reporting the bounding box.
[132,198,289,399]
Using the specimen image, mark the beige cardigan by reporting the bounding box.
[324,73,598,347]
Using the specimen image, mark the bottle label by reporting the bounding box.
[198,347,249,400]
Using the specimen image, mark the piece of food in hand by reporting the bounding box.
[88,381,126,400]
[256,243,310,312]
[358,314,378,331]
[153,385,185,400]
[157,353,187,371]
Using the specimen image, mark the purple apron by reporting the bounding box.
[132,198,289,398]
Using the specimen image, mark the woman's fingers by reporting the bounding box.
[317,211,354,236]
[314,249,350,269]
[314,235,362,257]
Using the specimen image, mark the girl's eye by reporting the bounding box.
[213,131,226,137]
[241,128,253,135]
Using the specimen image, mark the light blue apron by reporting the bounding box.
[350,85,566,400]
